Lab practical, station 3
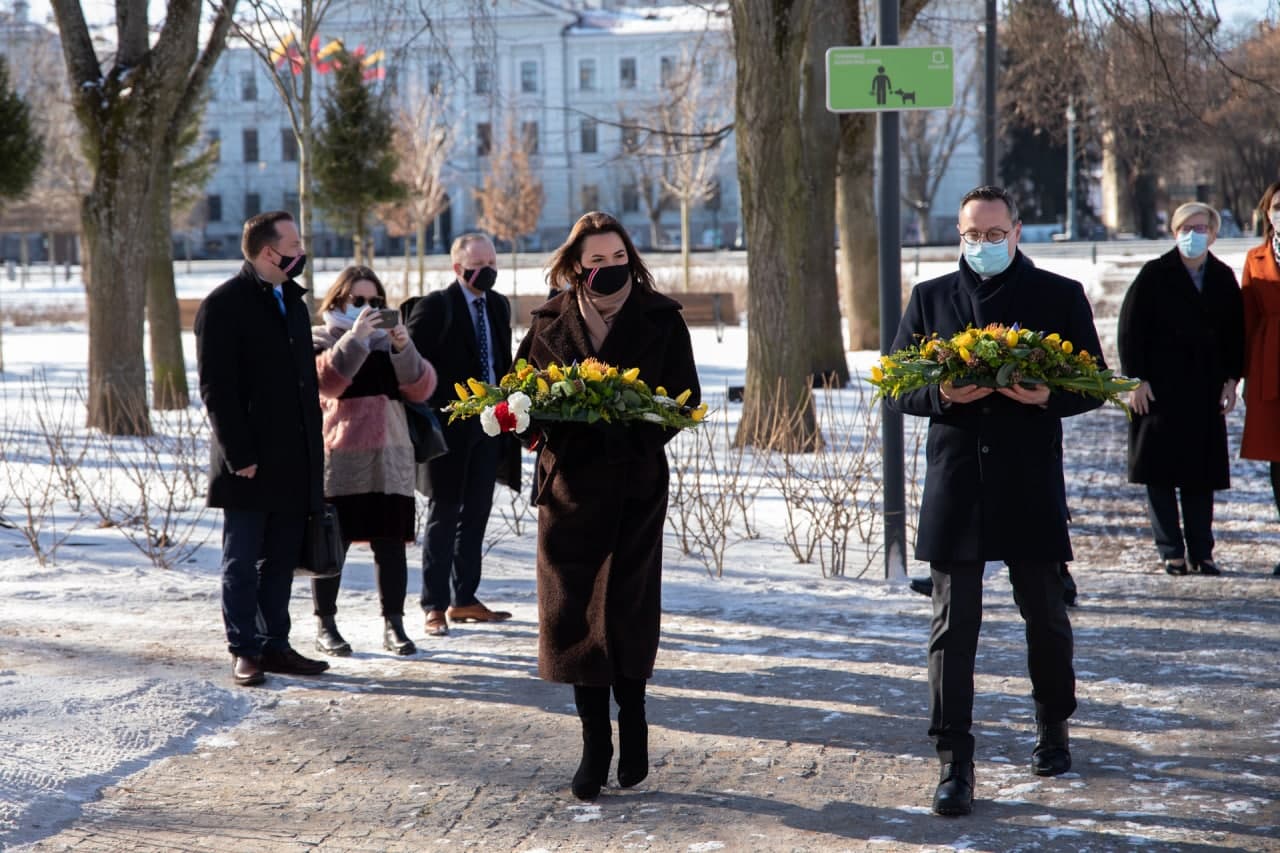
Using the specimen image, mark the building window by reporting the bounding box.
[206,194,222,222]
[474,61,492,95]
[244,192,261,218]
[581,184,599,212]
[580,118,597,154]
[521,121,539,155]
[284,192,299,216]
[660,56,676,87]
[702,58,719,83]
[620,123,639,152]
[207,129,220,162]
[240,71,257,101]
[619,57,636,89]
[578,58,597,91]
[520,61,538,93]
[428,62,444,95]
[242,128,259,163]
[621,184,639,214]
[281,129,297,162]
[476,122,492,156]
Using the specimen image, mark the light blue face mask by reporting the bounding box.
[963,239,1013,277]
[343,304,365,322]
[1176,229,1209,259]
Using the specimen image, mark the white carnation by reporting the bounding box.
[479,406,501,436]
[515,411,531,433]
[507,391,532,415]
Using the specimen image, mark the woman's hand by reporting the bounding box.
[388,323,410,352]
[1129,381,1154,416]
[349,306,380,341]
[1221,379,1238,414]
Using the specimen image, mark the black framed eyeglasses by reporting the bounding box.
[349,295,386,309]
[960,227,1012,246]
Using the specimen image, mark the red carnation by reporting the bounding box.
[493,400,517,432]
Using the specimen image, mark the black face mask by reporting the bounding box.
[275,250,307,279]
[583,263,630,295]
[464,266,498,291]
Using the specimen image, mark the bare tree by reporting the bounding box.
[617,116,674,250]
[474,114,544,296]
[901,70,978,243]
[50,0,235,435]
[387,85,452,295]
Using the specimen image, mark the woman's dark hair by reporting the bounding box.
[318,265,386,315]
[545,210,655,294]
[1257,180,1280,242]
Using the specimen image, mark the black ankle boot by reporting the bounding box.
[614,678,649,788]
[315,615,352,656]
[933,762,975,816]
[383,614,416,655]
[571,685,613,800]
[1032,719,1071,776]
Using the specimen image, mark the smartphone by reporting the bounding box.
[374,308,401,328]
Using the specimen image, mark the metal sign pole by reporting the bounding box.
[878,0,905,580]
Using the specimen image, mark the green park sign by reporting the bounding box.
[826,46,955,112]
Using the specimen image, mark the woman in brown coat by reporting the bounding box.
[515,212,700,800]
[1241,180,1280,577]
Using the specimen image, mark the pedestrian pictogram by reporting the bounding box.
[826,46,954,112]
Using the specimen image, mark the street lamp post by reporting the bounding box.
[1065,99,1077,241]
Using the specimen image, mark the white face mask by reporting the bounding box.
[1270,211,1280,234]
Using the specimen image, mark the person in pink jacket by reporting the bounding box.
[310,266,437,655]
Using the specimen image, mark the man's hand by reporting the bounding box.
[997,383,1051,407]
[939,380,994,405]
[234,464,258,479]
[1221,379,1238,414]
[1129,381,1154,416]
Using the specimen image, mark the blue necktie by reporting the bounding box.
[273,288,286,316]
[474,297,491,383]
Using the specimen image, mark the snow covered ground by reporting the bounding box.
[1,244,1276,851]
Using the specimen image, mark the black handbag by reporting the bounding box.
[404,399,449,463]
[296,504,345,578]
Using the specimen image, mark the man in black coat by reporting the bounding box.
[885,186,1105,816]
[195,211,329,687]
[408,233,516,637]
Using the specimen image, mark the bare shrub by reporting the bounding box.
[2,302,86,327]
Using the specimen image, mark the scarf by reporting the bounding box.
[575,279,632,353]
[321,308,389,349]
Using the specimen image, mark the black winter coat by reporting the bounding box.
[885,252,1104,563]
[195,262,324,512]
[1117,249,1244,489]
[406,281,518,502]
[515,287,699,685]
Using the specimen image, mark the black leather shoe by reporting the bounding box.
[1164,560,1188,576]
[1273,563,1280,577]
[383,615,416,655]
[932,762,974,816]
[260,646,330,676]
[231,655,265,687]
[316,615,352,656]
[909,577,934,597]
[1032,720,1071,776]
[1192,559,1222,576]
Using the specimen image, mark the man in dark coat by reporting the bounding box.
[885,186,1105,816]
[407,233,516,637]
[1118,202,1244,577]
[195,210,329,687]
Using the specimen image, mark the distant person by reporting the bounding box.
[1118,202,1243,577]
[516,211,699,800]
[310,266,438,656]
[195,210,329,687]
[1240,180,1280,577]
[407,234,516,637]
[885,186,1104,817]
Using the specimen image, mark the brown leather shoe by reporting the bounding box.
[260,646,330,676]
[232,655,265,687]
[425,609,449,636]
[446,601,512,622]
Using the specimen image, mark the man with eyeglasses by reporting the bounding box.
[407,233,517,638]
[884,185,1106,816]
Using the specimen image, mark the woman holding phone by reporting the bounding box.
[311,265,437,655]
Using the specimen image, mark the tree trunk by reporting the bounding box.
[510,244,519,301]
[299,55,316,311]
[416,219,426,295]
[837,113,880,351]
[731,0,836,452]
[146,158,190,410]
[680,196,691,292]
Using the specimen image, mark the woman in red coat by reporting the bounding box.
[1241,180,1280,577]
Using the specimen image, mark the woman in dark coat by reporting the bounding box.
[515,211,699,801]
[1118,202,1244,576]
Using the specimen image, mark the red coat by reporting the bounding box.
[1241,244,1280,460]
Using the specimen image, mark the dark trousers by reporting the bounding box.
[928,560,1076,765]
[312,538,409,618]
[1270,463,1280,519]
[220,508,307,658]
[420,438,499,612]
[1145,485,1214,562]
